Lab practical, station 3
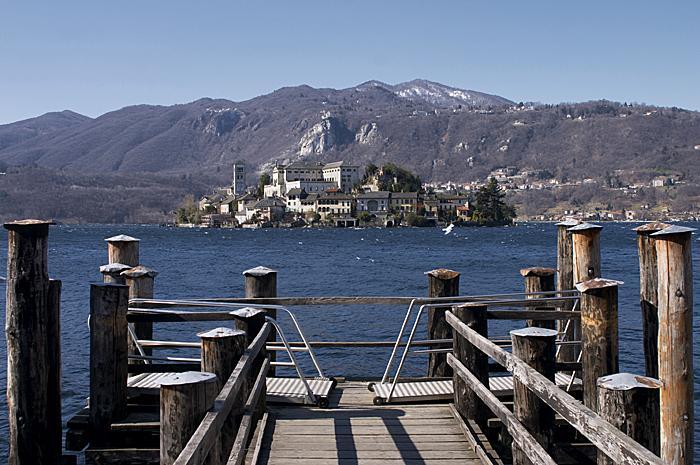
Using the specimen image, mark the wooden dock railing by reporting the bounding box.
[165,323,271,465]
[446,308,664,465]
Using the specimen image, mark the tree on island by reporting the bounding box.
[257,173,271,198]
[378,163,422,192]
[471,177,516,226]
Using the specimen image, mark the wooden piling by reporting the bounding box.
[634,222,669,379]
[99,262,131,285]
[426,268,460,377]
[452,304,489,427]
[520,267,556,329]
[198,328,248,465]
[105,234,140,267]
[47,279,63,463]
[556,219,579,364]
[510,327,557,465]
[575,278,620,411]
[4,219,61,465]
[597,373,661,465]
[243,266,277,375]
[122,265,157,360]
[232,307,268,416]
[160,371,219,465]
[568,222,602,362]
[89,283,129,438]
[652,225,695,465]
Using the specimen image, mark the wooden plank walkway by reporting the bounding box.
[255,381,489,465]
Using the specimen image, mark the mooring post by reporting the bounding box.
[426,268,460,377]
[576,278,620,411]
[105,234,140,267]
[510,327,557,465]
[89,283,129,439]
[556,219,579,364]
[99,262,130,285]
[651,225,695,465]
[520,267,556,329]
[568,222,602,362]
[198,327,248,465]
[4,219,61,465]
[243,266,277,375]
[122,265,158,360]
[634,222,669,379]
[160,371,219,465]
[596,373,661,465]
[452,304,489,427]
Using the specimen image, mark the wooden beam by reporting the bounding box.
[447,354,557,465]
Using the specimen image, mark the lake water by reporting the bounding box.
[0,223,698,459]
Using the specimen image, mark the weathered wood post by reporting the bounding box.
[452,304,489,427]
[99,262,130,285]
[556,219,579,364]
[89,283,129,439]
[243,266,277,375]
[575,278,620,411]
[160,372,219,465]
[568,222,602,361]
[4,219,62,465]
[651,224,695,465]
[198,328,248,465]
[510,327,557,465]
[122,265,157,360]
[634,222,669,378]
[232,307,268,416]
[520,267,556,329]
[426,268,460,377]
[106,234,140,266]
[597,373,661,465]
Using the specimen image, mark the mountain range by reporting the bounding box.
[1,79,700,222]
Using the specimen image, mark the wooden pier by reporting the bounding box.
[3,219,696,465]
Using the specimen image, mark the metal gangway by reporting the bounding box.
[125,299,336,407]
[370,289,582,405]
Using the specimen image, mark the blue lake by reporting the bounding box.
[0,223,698,459]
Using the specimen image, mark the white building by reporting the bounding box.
[264,161,359,197]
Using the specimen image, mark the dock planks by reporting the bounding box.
[256,381,485,465]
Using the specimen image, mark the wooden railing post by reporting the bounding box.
[576,278,620,411]
[105,234,140,267]
[597,373,660,465]
[651,225,695,465]
[4,219,61,465]
[510,327,557,465]
[160,372,218,465]
[451,304,488,427]
[89,283,129,439]
[122,265,158,359]
[426,268,460,377]
[243,266,277,375]
[198,328,248,465]
[99,263,130,285]
[233,307,268,416]
[520,267,556,329]
[556,219,578,364]
[634,222,669,378]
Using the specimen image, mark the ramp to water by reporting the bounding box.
[255,381,488,465]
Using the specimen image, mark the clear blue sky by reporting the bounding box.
[1,0,698,123]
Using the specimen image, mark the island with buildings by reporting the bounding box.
[177,161,500,228]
